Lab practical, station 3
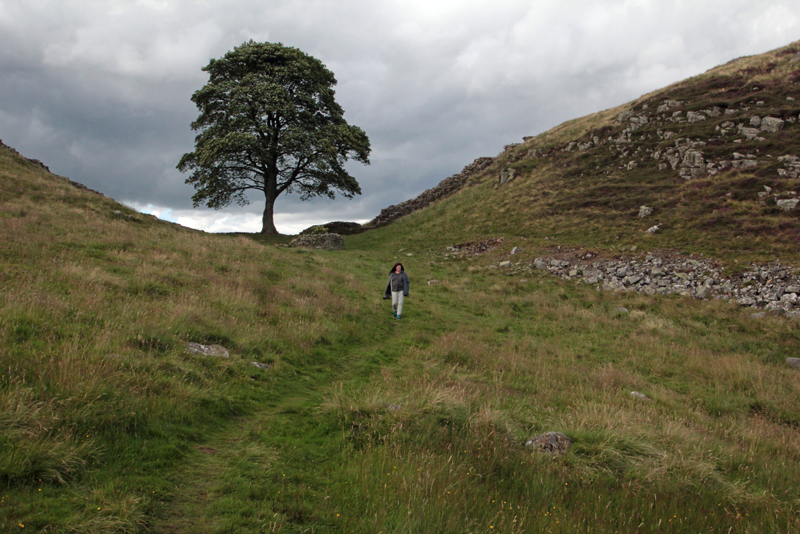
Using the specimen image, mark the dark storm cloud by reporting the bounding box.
[2,0,800,233]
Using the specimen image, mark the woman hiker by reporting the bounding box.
[385,262,410,319]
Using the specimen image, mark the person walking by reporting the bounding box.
[387,262,409,319]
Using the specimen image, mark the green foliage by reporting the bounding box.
[177,41,371,234]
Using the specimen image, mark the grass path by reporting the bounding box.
[151,255,416,533]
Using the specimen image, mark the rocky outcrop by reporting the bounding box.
[367,157,494,227]
[299,221,363,235]
[288,233,345,250]
[446,237,505,255]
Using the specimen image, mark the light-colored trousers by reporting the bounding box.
[391,291,404,316]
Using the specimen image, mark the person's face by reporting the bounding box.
[395,265,401,273]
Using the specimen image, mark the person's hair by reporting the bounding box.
[390,262,404,273]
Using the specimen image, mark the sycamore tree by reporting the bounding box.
[178,41,371,235]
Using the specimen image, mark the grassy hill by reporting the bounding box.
[382,40,800,265]
[2,42,800,533]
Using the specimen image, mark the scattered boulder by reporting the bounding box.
[687,111,706,123]
[638,206,653,218]
[289,233,345,250]
[679,150,706,179]
[427,279,440,285]
[740,126,761,140]
[776,199,799,211]
[761,117,785,133]
[498,168,517,184]
[631,391,651,401]
[646,224,661,234]
[186,342,229,358]
[251,362,272,369]
[525,432,571,454]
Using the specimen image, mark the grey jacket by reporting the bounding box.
[388,271,409,296]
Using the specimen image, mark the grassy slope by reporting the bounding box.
[2,42,800,534]
[407,40,800,265]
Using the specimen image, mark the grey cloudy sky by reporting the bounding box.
[2,0,800,233]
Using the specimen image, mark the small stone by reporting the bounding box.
[251,362,272,369]
[750,312,767,319]
[695,286,712,299]
[511,246,519,255]
[186,342,229,358]
[616,307,629,313]
[525,432,571,454]
[631,391,650,401]
[499,261,511,268]
[387,404,402,411]
[787,358,800,368]
[427,279,440,285]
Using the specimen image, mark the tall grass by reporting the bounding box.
[4,41,800,531]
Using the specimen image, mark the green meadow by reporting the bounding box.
[2,140,800,533]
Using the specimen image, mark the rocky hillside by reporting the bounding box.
[377,40,800,263]
[366,156,494,227]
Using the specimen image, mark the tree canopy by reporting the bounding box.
[177,41,371,234]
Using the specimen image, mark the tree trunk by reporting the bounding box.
[261,188,279,235]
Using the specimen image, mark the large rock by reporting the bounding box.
[289,233,345,250]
